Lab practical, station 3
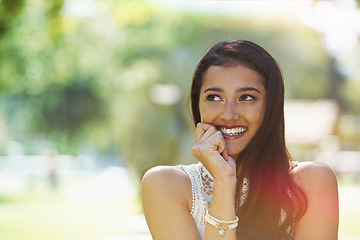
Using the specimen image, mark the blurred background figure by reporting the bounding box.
[45,149,58,191]
[0,0,359,239]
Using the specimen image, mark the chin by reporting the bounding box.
[226,142,248,157]
[228,151,241,160]
[227,147,244,157]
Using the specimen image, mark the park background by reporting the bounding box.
[0,0,360,239]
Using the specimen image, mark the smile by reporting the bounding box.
[220,126,247,136]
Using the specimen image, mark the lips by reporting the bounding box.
[219,126,247,137]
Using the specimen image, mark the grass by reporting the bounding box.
[0,202,122,240]
[0,176,144,240]
[337,176,360,240]
[0,176,359,240]
[340,210,360,238]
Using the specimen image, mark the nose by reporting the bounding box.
[221,101,240,121]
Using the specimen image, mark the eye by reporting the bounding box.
[239,94,255,102]
[207,94,222,102]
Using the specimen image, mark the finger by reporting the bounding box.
[205,131,228,161]
[214,132,228,161]
[192,130,223,159]
[196,125,218,145]
[195,122,217,142]
[221,148,229,161]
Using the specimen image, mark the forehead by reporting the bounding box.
[201,65,265,91]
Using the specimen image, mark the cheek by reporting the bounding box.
[199,104,209,122]
[198,102,206,122]
[199,102,218,123]
[260,102,266,121]
[251,103,266,127]
[198,103,203,121]
[257,103,266,126]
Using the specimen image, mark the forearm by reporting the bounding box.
[202,178,237,240]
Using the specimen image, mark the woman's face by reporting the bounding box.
[199,64,266,160]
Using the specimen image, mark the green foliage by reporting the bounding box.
[0,0,358,176]
[34,78,105,135]
[0,0,25,38]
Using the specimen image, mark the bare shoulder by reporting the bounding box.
[291,161,338,190]
[142,165,190,194]
[142,165,188,183]
[291,161,339,240]
[141,165,198,239]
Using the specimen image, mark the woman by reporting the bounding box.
[142,40,339,240]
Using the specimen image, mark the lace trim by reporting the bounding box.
[181,165,196,215]
[201,166,213,198]
[181,161,298,237]
[181,163,212,237]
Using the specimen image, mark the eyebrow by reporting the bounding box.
[203,87,261,94]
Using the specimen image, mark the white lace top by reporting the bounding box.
[181,162,297,238]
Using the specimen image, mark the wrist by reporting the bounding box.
[213,177,237,188]
[209,178,237,231]
[212,178,236,203]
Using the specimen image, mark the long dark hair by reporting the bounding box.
[190,40,307,239]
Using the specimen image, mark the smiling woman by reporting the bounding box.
[141,40,339,240]
[198,65,266,161]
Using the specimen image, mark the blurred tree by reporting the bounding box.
[0,0,108,153]
[126,101,183,178]
[328,57,346,111]
[45,0,65,41]
[33,78,105,138]
[0,0,25,38]
[0,0,358,177]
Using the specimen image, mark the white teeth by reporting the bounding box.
[220,127,246,136]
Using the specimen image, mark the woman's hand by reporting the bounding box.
[191,123,236,181]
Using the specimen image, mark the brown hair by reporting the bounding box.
[190,40,307,239]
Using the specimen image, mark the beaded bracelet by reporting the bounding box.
[205,210,239,238]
